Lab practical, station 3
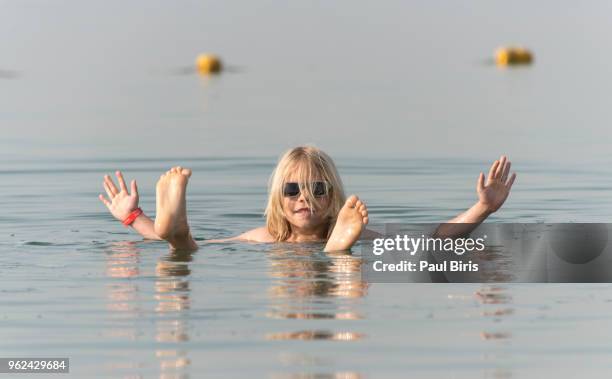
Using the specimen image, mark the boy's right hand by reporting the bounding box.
[99,171,140,221]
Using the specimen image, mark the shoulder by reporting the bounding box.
[235,226,276,243]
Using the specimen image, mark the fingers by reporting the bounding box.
[500,159,511,182]
[116,171,128,193]
[487,160,500,183]
[494,155,506,178]
[477,172,485,192]
[103,182,114,200]
[103,175,119,197]
[131,179,138,197]
[505,172,517,189]
[98,194,111,208]
[488,155,511,183]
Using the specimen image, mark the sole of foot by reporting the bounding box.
[324,195,369,252]
[154,166,192,241]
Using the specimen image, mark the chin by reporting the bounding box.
[289,217,321,230]
[293,220,314,229]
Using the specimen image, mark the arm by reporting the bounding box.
[98,171,162,240]
[435,155,516,238]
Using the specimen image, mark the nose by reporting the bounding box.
[297,191,307,203]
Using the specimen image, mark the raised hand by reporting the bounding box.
[436,155,517,237]
[98,171,140,221]
[476,155,516,213]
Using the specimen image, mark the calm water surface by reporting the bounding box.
[2,157,612,378]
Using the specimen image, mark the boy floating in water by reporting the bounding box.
[99,146,516,251]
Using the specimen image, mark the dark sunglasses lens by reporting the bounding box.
[313,182,328,196]
[283,183,300,197]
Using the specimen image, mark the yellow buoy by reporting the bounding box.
[195,54,222,74]
[495,47,533,66]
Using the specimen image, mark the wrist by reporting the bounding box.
[475,201,494,216]
[130,211,148,228]
[122,208,143,227]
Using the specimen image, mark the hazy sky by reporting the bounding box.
[1,0,612,163]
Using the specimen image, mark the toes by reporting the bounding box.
[346,195,358,207]
[363,216,369,225]
[359,203,368,215]
[356,200,368,215]
[167,166,191,177]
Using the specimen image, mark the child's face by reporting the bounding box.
[281,173,330,232]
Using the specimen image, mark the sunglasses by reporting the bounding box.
[283,182,330,198]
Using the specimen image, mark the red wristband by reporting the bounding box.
[122,208,143,226]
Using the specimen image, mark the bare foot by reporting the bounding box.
[324,195,369,252]
[154,166,197,250]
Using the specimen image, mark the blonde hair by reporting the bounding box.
[265,146,346,241]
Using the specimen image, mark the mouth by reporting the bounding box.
[294,207,312,214]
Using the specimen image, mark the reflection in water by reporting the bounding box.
[267,245,368,322]
[475,286,514,376]
[105,242,193,378]
[265,245,367,377]
[482,308,514,317]
[267,312,360,320]
[475,286,513,305]
[266,330,364,341]
[155,250,193,377]
[105,241,140,279]
[265,245,368,379]
[105,241,141,340]
[270,372,364,379]
[475,247,516,283]
[480,331,512,340]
